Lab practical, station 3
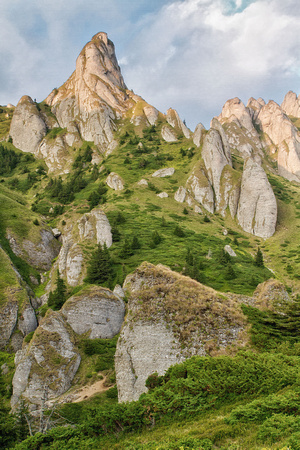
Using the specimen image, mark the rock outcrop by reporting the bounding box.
[193,123,205,147]
[11,310,81,409]
[61,286,125,339]
[12,283,124,409]
[256,100,300,182]
[106,172,124,190]
[281,91,300,118]
[9,96,47,154]
[237,158,277,238]
[45,32,135,151]
[217,97,262,158]
[186,162,215,214]
[7,228,60,272]
[152,167,175,178]
[54,209,112,287]
[166,108,190,138]
[174,186,187,203]
[254,279,290,312]
[201,127,232,211]
[161,125,178,142]
[115,262,246,403]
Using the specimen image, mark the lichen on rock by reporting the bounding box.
[115,262,246,403]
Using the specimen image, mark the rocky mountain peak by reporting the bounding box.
[46,31,129,114]
[281,90,300,118]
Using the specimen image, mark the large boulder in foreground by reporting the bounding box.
[115,262,246,403]
[11,285,124,409]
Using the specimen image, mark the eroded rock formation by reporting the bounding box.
[115,262,246,402]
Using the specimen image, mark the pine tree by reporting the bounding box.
[86,243,113,284]
[150,231,162,248]
[225,263,236,280]
[91,165,99,181]
[255,247,264,267]
[219,248,231,265]
[186,248,194,266]
[48,270,67,310]
[111,225,121,242]
[131,235,141,250]
[120,239,134,258]
[174,225,185,237]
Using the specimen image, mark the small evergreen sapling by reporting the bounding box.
[255,247,264,267]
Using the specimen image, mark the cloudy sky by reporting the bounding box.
[0,0,299,129]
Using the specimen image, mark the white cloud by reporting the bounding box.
[0,0,299,129]
[121,0,300,128]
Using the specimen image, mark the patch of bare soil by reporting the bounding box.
[73,376,111,403]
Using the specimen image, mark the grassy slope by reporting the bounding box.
[2,112,300,449]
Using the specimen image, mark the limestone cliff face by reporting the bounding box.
[217,97,262,158]
[193,123,205,147]
[186,124,241,219]
[184,116,276,237]
[50,209,112,288]
[45,32,135,151]
[115,262,246,403]
[201,126,232,212]
[186,161,215,214]
[237,158,277,238]
[256,100,300,182]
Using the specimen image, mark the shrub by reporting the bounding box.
[106,386,118,399]
[174,225,185,237]
[24,331,34,343]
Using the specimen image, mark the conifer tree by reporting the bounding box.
[255,247,264,267]
[48,270,67,310]
[131,235,141,250]
[86,243,113,284]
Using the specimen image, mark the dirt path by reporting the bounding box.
[73,376,111,403]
